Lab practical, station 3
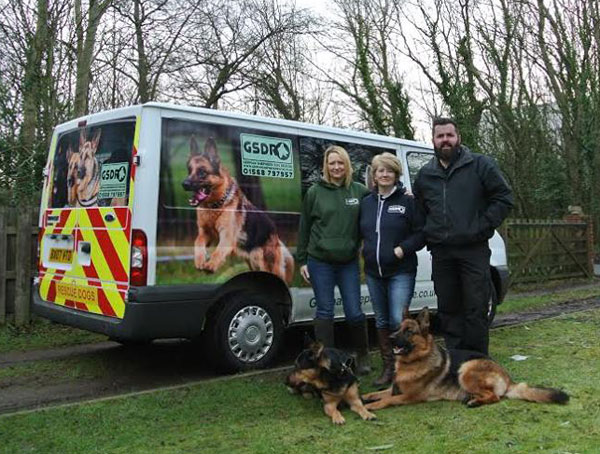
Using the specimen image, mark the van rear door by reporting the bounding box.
[37,118,138,319]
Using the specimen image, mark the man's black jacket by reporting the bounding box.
[413,146,513,246]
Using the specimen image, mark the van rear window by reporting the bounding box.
[48,120,135,208]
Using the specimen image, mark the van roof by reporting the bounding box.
[56,102,431,150]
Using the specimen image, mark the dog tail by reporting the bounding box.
[281,241,295,285]
[505,382,569,404]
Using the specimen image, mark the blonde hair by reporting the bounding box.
[322,145,353,187]
[371,152,402,182]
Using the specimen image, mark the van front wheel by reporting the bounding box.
[208,294,283,372]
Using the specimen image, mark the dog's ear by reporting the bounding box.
[303,332,315,348]
[66,146,73,162]
[79,130,86,150]
[204,137,221,171]
[90,129,101,152]
[190,136,201,156]
[416,307,430,334]
[310,341,324,357]
[403,306,410,321]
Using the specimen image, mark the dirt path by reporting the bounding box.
[1,296,599,416]
[492,296,600,328]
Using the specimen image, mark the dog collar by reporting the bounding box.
[208,183,237,209]
[77,169,100,207]
[77,195,98,207]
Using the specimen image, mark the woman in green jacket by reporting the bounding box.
[296,145,371,374]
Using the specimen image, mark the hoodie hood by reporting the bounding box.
[318,177,346,190]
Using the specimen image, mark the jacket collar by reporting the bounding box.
[424,146,473,177]
[371,181,405,198]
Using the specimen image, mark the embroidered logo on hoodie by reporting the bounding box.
[345,198,359,206]
[388,205,406,214]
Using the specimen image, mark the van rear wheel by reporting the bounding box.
[208,293,283,372]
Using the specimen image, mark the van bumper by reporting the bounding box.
[32,284,219,341]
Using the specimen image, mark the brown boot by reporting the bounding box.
[372,328,395,389]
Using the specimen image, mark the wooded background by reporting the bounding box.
[0,0,599,249]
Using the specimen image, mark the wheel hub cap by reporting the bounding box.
[227,305,274,363]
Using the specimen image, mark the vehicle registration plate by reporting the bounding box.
[49,248,73,264]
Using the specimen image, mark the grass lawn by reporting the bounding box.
[1,309,599,454]
[0,319,105,354]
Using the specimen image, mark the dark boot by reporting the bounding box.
[313,318,334,348]
[372,328,395,389]
[347,319,371,375]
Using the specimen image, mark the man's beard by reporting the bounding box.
[434,142,460,163]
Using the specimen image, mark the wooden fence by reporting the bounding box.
[0,206,39,325]
[500,218,595,285]
[0,208,596,325]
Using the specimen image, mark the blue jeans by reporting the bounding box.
[366,272,416,330]
[307,257,365,323]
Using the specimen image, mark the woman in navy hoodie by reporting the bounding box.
[360,152,425,388]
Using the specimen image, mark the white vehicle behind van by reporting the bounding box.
[33,103,509,371]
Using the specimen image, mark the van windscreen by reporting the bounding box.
[48,120,135,208]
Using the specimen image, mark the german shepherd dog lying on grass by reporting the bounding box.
[363,308,569,410]
[286,340,377,424]
[182,136,294,284]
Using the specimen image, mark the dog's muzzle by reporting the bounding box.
[182,179,210,206]
[392,336,413,355]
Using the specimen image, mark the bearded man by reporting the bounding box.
[413,117,513,355]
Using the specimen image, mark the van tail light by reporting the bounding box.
[130,229,147,286]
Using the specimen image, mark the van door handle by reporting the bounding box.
[104,213,116,222]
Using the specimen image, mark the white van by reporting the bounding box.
[33,103,509,371]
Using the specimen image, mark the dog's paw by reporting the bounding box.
[203,259,223,273]
[202,263,218,273]
[361,410,377,421]
[332,414,346,425]
[465,398,483,408]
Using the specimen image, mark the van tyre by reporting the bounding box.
[208,293,283,372]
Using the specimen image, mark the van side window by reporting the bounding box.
[298,137,394,195]
[406,152,433,187]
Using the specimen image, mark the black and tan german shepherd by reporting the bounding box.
[286,340,377,424]
[182,136,294,284]
[67,130,102,207]
[362,308,569,410]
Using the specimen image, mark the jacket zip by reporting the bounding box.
[375,194,384,277]
[442,179,448,240]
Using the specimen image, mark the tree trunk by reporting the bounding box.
[74,0,112,116]
[18,0,49,203]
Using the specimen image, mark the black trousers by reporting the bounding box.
[431,242,491,355]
